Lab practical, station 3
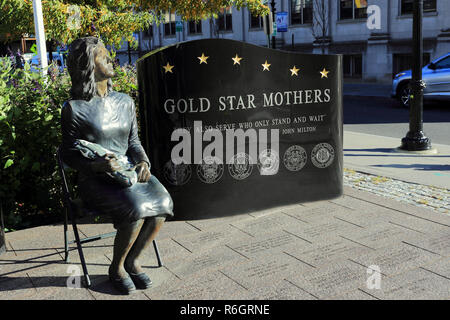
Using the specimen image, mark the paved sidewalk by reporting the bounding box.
[343,131,450,190]
[1,131,449,300]
[1,184,449,300]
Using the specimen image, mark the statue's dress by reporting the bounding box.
[61,91,173,229]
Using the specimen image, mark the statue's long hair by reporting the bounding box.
[66,37,113,100]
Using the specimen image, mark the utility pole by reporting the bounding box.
[32,0,48,76]
[399,0,432,151]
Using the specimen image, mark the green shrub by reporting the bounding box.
[0,56,138,231]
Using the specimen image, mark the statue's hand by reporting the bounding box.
[133,161,151,183]
[91,153,121,173]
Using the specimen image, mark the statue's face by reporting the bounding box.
[94,44,115,80]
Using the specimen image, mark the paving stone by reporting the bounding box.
[165,244,248,279]
[184,213,255,231]
[157,221,202,240]
[281,201,353,224]
[349,242,441,277]
[344,187,450,227]
[148,270,248,300]
[330,194,394,215]
[0,273,38,300]
[248,203,304,218]
[229,212,306,237]
[326,288,379,300]
[285,259,367,299]
[282,219,356,243]
[76,223,116,238]
[361,268,450,300]
[403,230,450,257]
[171,224,252,253]
[219,252,312,290]
[386,214,449,236]
[342,222,422,250]
[0,248,65,280]
[31,286,96,300]
[248,279,317,300]
[148,237,193,263]
[5,226,66,252]
[226,231,310,259]
[419,258,450,279]
[284,237,375,268]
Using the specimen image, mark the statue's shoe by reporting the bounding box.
[108,274,137,295]
[127,271,153,290]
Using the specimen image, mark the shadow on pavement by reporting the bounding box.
[344,149,450,158]
[344,96,450,125]
[371,164,450,171]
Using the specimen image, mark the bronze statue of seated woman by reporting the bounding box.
[61,36,174,294]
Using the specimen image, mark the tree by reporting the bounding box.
[0,0,269,48]
[310,0,329,54]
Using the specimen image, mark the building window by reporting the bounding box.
[189,20,202,34]
[290,0,313,25]
[393,53,431,76]
[400,0,436,15]
[339,0,368,20]
[218,7,233,31]
[143,25,153,39]
[250,12,263,29]
[343,54,363,78]
[163,11,176,37]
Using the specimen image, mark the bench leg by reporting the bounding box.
[152,240,163,267]
[71,218,91,287]
[64,209,69,262]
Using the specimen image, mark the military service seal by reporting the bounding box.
[228,152,253,180]
[311,143,334,168]
[163,159,192,186]
[257,149,279,175]
[283,145,307,171]
[197,156,224,184]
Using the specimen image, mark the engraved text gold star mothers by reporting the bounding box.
[262,60,271,71]
[162,62,174,73]
[232,54,243,65]
[290,66,300,76]
[320,68,330,78]
[198,53,209,64]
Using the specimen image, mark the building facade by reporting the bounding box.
[134,0,450,82]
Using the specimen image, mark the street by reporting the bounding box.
[344,95,450,146]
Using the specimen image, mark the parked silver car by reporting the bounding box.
[392,52,450,107]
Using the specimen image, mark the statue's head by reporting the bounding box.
[66,36,114,100]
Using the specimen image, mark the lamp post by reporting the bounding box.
[32,0,48,76]
[271,0,276,49]
[399,0,432,151]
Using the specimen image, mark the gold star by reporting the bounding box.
[290,66,300,76]
[232,54,243,65]
[262,60,271,71]
[320,68,330,78]
[198,53,209,64]
[162,62,174,73]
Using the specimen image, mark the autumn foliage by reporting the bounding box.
[0,0,269,48]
